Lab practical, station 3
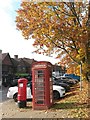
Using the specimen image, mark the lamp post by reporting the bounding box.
[80,62,82,91]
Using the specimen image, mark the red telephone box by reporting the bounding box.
[32,61,53,110]
[18,78,28,108]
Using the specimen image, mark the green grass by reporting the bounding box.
[52,101,88,109]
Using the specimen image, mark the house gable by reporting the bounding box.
[2,53,12,65]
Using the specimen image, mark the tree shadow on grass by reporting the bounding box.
[52,102,88,109]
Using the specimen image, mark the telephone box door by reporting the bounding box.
[34,70,45,105]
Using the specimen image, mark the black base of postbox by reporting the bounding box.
[18,100,26,108]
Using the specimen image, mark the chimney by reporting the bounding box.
[14,55,18,59]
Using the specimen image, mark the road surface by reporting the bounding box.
[0,86,9,103]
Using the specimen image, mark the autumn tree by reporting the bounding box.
[16,1,90,80]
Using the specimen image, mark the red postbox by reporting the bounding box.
[32,61,53,110]
[18,78,28,108]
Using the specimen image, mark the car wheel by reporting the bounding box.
[53,91,60,100]
[13,93,18,102]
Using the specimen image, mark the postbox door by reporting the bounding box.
[34,70,45,105]
[18,79,27,101]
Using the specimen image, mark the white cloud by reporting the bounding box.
[0,0,13,11]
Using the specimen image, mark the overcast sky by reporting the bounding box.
[0,0,60,64]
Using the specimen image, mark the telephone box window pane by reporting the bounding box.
[35,70,44,83]
[36,101,44,104]
[35,82,45,88]
[34,70,45,104]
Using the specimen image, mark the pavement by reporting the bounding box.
[0,86,9,102]
[1,99,72,119]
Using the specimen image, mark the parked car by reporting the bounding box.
[52,76,70,92]
[54,76,76,86]
[63,76,79,83]
[63,74,80,81]
[9,79,18,87]
[7,83,65,102]
[9,76,32,87]
[60,76,77,85]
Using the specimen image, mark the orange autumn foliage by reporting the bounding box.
[16,2,90,78]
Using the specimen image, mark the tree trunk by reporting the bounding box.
[86,1,90,81]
